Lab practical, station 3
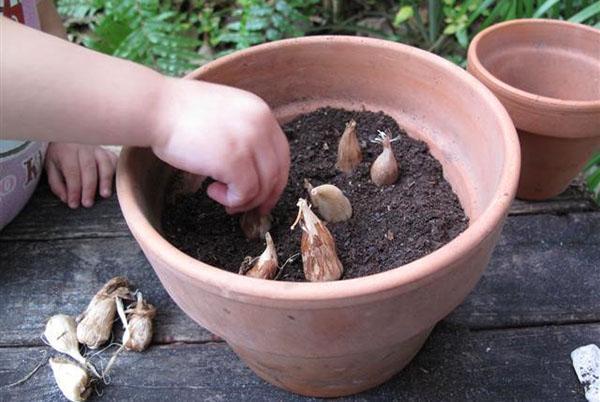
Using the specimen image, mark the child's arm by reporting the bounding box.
[1,17,290,214]
[35,0,119,208]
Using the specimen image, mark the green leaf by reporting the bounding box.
[249,5,273,17]
[57,0,101,19]
[466,0,496,26]
[394,6,414,26]
[584,152,600,203]
[456,28,469,47]
[271,13,286,28]
[218,32,243,43]
[155,11,178,22]
[444,24,458,34]
[266,28,282,40]
[507,0,518,19]
[275,1,293,14]
[584,152,600,170]
[568,1,600,23]
[226,21,242,31]
[480,0,511,30]
[586,168,600,199]
[246,17,270,31]
[87,16,132,54]
[533,0,562,17]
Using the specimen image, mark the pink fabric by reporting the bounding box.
[1,0,44,230]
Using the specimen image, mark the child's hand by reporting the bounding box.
[152,79,290,215]
[45,143,118,208]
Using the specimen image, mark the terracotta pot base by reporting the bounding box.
[231,327,432,397]
[517,129,600,200]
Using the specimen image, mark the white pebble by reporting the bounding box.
[572,344,600,402]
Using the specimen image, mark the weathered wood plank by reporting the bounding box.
[0,323,596,401]
[1,176,596,241]
[449,212,600,329]
[0,181,129,241]
[1,212,598,345]
[510,198,598,215]
[0,237,213,346]
[509,177,598,215]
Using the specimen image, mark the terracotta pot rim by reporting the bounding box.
[468,18,600,113]
[117,36,520,302]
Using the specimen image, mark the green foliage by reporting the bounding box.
[584,153,600,205]
[58,0,201,76]
[391,0,600,67]
[218,0,319,51]
[58,0,600,74]
[444,0,600,47]
[57,0,101,20]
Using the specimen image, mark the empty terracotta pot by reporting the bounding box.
[468,19,600,200]
[117,36,520,397]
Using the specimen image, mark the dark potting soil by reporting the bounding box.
[161,107,468,281]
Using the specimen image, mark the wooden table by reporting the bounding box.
[1,179,598,401]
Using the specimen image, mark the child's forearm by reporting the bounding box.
[1,17,165,147]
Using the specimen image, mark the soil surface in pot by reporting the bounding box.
[162,107,468,281]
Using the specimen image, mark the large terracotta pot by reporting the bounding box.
[468,19,600,200]
[117,36,519,397]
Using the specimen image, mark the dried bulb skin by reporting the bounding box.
[49,357,91,402]
[240,232,279,279]
[123,293,156,352]
[168,171,206,203]
[178,172,205,194]
[371,135,399,186]
[291,199,343,281]
[335,120,362,173]
[240,209,272,240]
[77,277,131,349]
[309,183,352,223]
[44,315,87,366]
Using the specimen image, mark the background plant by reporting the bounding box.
[393,0,600,65]
[58,0,205,76]
[584,152,600,204]
[217,0,320,51]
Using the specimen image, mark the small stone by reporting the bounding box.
[571,344,600,402]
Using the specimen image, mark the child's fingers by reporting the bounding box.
[223,155,274,215]
[206,182,229,206]
[61,156,82,209]
[207,162,260,209]
[79,149,98,208]
[258,175,286,215]
[95,148,116,198]
[259,137,290,214]
[46,159,67,204]
[258,163,289,215]
[233,146,279,214]
[224,134,289,215]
